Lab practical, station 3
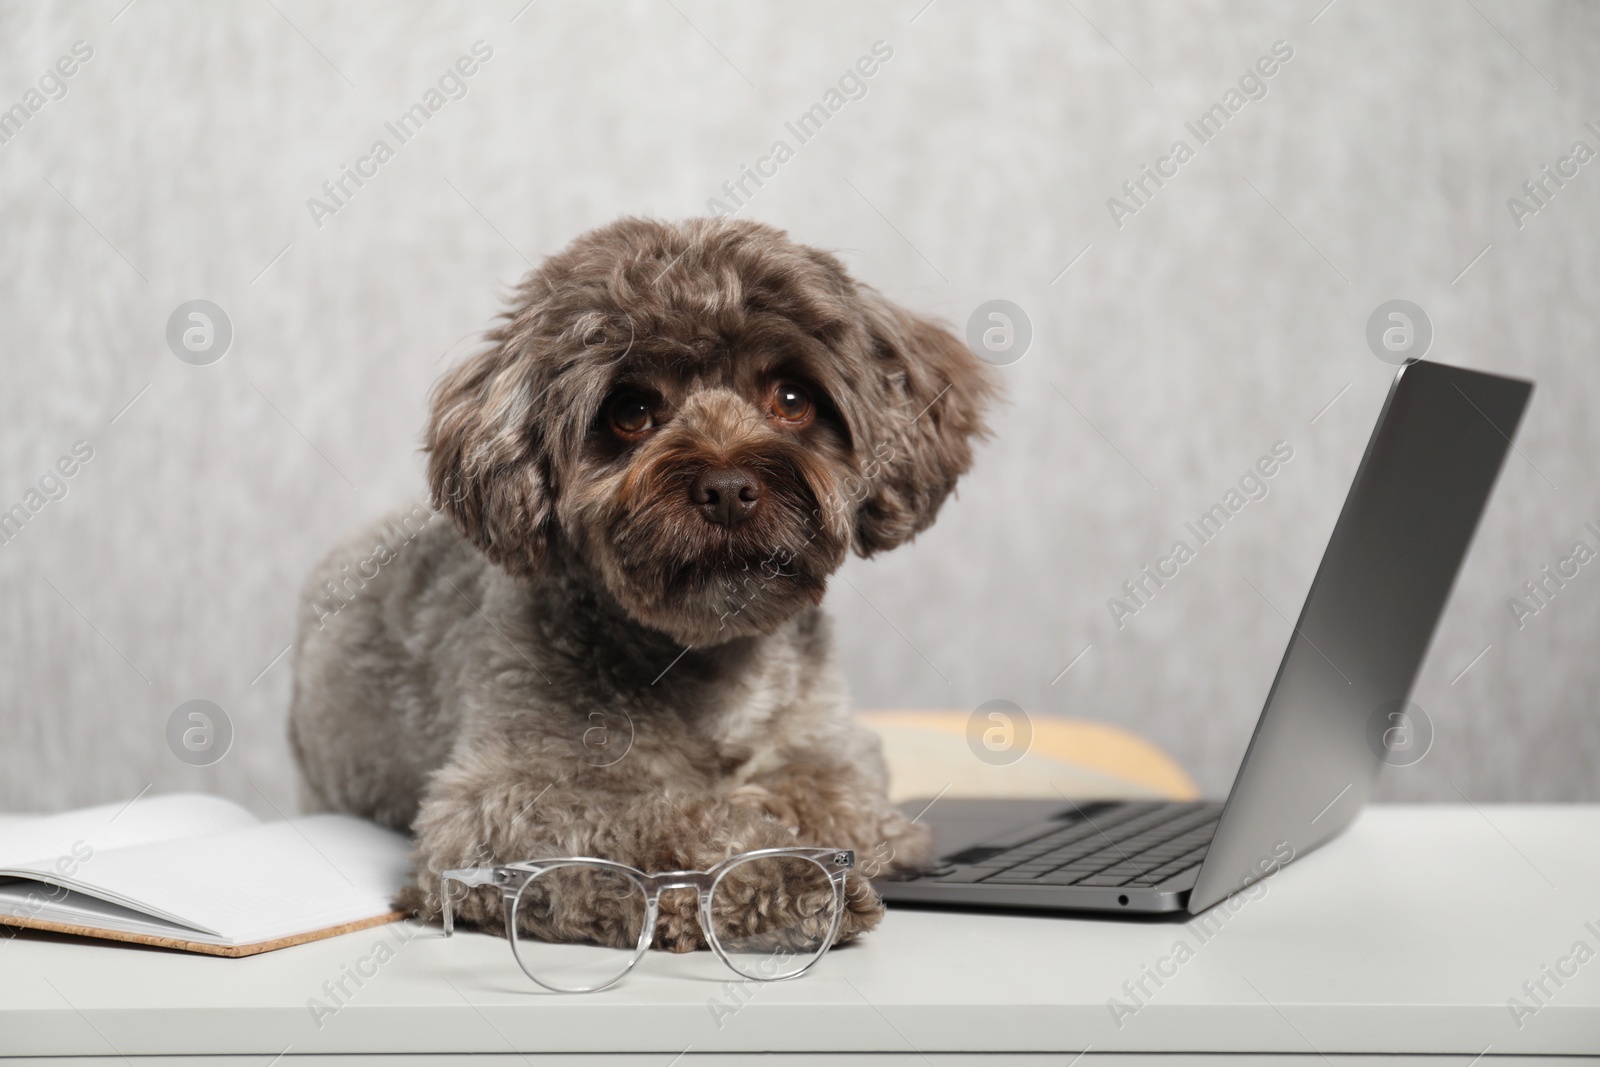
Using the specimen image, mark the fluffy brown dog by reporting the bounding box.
[289,216,992,951]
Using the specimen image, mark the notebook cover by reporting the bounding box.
[0,909,409,957]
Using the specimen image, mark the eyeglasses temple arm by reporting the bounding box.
[439,867,500,937]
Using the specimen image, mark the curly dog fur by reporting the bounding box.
[289,216,992,952]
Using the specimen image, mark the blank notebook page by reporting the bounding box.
[9,815,412,945]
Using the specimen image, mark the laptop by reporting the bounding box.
[876,359,1533,915]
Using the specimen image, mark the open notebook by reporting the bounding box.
[0,793,411,956]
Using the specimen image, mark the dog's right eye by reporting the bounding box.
[608,392,655,439]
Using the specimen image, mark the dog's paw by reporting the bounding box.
[400,874,510,936]
[652,890,711,953]
[873,810,936,875]
[836,868,886,943]
[702,851,880,958]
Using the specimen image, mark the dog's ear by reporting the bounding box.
[849,289,995,556]
[425,340,554,578]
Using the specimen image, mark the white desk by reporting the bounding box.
[2,805,1597,1065]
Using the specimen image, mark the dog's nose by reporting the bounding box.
[691,467,762,527]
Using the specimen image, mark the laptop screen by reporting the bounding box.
[1189,360,1532,913]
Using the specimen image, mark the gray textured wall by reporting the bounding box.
[2,0,1596,816]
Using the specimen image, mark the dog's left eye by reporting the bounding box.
[608,392,655,438]
[769,381,813,425]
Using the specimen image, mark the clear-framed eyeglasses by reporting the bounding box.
[442,847,855,993]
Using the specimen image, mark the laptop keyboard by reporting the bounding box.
[932,801,1224,888]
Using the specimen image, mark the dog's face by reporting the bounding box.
[559,337,857,643]
[427,217,992,647]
